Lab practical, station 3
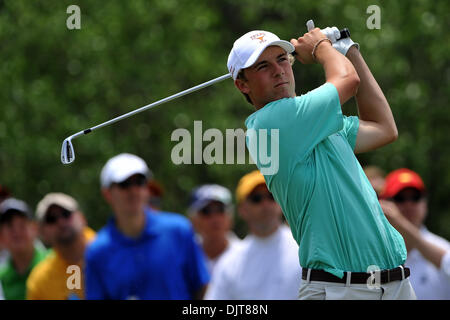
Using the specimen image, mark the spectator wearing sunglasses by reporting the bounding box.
[379,168,450,299]
[205,170,301,300]
[0,198,48,299]
[26,193,95,300]
[188,184,241,275]
[85,153,209,300]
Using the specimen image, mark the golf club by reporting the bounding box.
[61,73,232,164]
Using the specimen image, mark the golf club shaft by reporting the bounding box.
[78,73,232,137]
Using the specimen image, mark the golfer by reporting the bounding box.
[228,27,416,299]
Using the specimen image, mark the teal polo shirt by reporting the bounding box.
[245,82,406,278]
[0,247,48,300]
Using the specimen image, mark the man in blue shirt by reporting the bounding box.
[85,153,209,299]
[227,27,416,299]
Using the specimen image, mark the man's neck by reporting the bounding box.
[11,245,35,275]
[202,237,228,260]
[250,223,280,238]
[116,209,146,238]
[55,232,86,265]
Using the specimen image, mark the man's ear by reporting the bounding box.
[234,78,250,95]
[101,188,112,204]
[190,214,201,233]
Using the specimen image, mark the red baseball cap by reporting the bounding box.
[381,168,426,199]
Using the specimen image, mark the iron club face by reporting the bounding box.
[61,137,75,164]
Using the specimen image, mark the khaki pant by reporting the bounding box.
[298,273,417,300]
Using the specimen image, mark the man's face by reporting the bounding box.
[192,200,232,241]
[103,174,150,217]
[238,184,282,233]
[0,214,36,254]
[41,205,84,247]
[235,46,295,109]
[392,187,427,228]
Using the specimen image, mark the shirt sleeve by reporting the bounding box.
[26,267,44,300]
[204,253,234,300]
[340,115,360,150]
[441,250,450,281]
[182,224,210,297]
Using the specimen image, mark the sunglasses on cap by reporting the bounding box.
[44,208,73,225]
[199,202,226,217]
[116,175,147,189]
[247,192,274,204]
[392,192,423,204]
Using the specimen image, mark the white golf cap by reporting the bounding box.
[0,198,32,220]
[227,30,295,80]
[100,153,152,188]
[188,184,232,215]
[36,193,79,222]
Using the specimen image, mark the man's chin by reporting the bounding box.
[56,230,78,245]
[275,89,295,100]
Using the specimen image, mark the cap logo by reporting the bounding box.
[250,32,266,43]
[399,173,413,183]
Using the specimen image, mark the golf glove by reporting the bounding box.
[320,27,341,43]
[320,26,360,56]
[333,36,360,56]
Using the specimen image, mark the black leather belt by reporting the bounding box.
[302,266,410,284]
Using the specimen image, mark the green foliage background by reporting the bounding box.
[1,0,449,238]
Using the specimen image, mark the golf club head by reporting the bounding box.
[61,138,75,164]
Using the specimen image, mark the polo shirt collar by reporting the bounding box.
[108,207,159,244]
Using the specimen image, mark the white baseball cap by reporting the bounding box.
[227,30,295,80]
[188,184,232,215]
[36,193,79,222]
[0,198,32,221]
[100,153,152,188]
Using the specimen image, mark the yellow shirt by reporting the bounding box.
[26,227,96,300]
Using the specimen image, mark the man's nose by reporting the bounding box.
[272,63,284,77]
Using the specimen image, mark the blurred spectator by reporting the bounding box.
[0,198,48,299]
[0,233,8,268]
[0,199,47,300]
[188,184,241,275]
[205,170,301,300]
[363,165,386,198]
[26,193,96,300]
[379,168,450,299]
[0,184,12,267]
[85,153,209,299]
[147,179,164,210]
